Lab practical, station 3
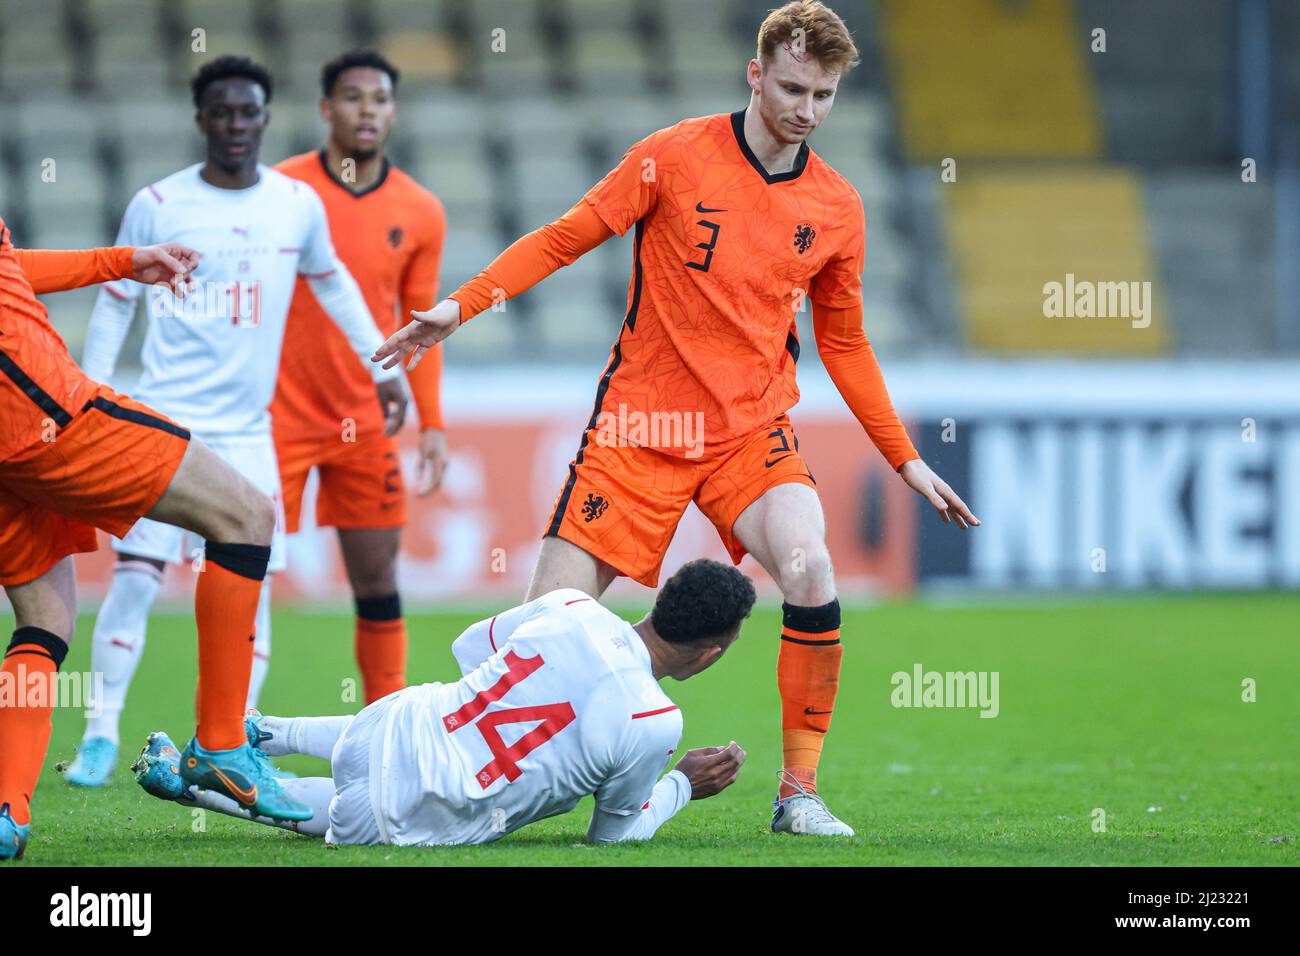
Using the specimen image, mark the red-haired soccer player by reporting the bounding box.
[273,49,448,706]
[376,2,979,837]
[0,229,312,861]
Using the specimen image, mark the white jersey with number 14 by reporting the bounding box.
[365,589,684,846]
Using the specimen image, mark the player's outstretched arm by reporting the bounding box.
[898,459,979,530]
[298,189,408,433]
[129,243,200,290]
[586,743,746,844]
[307,262,409,435]
[15,242,197,295]
[374,297,461,371]
[812,300,979,529]
[399,221,451,492]
[374,200,615,372]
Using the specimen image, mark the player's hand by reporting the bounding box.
[377,378,408,436]
[673,742,746,800]
[899,458,980,529]
[416,427,448,495]
[132,242,200,296]
[373,298,461,371]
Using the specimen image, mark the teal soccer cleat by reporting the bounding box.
[179,736,312,822]
[245,709,273,750]
[65,736,118,788]
[0,803,29,861]
[245,709,297,780]
[131,731,192,802]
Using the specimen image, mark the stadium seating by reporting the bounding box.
[1,0,1289,364]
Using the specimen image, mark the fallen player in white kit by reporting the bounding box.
[133,559,754,845]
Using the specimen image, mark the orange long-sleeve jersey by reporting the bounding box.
[14,245,135,295]
[0,217,135,459]
[272,151,447,439]
[448,114,919,470]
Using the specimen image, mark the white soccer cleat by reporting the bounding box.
[770,770,856,837]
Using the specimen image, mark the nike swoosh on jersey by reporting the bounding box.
[765,454,794,468]
[695,202,726,213]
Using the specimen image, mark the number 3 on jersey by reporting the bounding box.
[441,650,576,789]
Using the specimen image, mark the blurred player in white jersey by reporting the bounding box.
[134,559,754,846]
[65,56,407,787]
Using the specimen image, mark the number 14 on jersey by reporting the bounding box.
[442,650,576,788]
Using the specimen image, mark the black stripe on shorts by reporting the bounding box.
[80,396,191,440]
[0,352,72,427]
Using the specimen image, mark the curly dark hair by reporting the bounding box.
[191,55,273,108]
[321,48,400,97]
[651,559,757,645]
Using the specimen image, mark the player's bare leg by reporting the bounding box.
[732,481,855,837]
[0,556,79,856]
[338,527,406,703]
[144,439,311,821]
[4,555,78,640]
[524,535,620,602]
[147,438,273,542]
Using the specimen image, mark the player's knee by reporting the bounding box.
[350,563,397,598]
[213,489,275,545]
[242,491,277,545]
[777,543,835,606]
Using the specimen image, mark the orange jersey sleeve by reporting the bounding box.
[808,189,916,469]
[448,199,614,321]
[809,189,865,310]
[813,301,919,472]
[401,196,447,430]
[14,246,135,294]
[582,131,665,237]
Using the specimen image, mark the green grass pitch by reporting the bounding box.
[5,592,1297,866]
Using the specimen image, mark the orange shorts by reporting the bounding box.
[0,383,191,586]
[546,413,815,587]
[276,427,405,533]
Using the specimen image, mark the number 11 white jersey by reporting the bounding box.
[367,589,683,846]
[99,164,346,436]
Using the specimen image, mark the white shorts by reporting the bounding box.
[324,695,392,846]
[112,431,287,572]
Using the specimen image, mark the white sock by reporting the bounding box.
[84,561,164,745]
[246,578,272,709]
[257,714,353,760]
[189,776,335,838]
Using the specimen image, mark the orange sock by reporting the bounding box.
[355,594,406,704]
[195,543,268,751]
[0,628,68,826]
[777,600,842,799]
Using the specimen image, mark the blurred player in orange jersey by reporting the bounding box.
[0,227,314,861]
[272,50,448,704]
[376,2,979,837]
